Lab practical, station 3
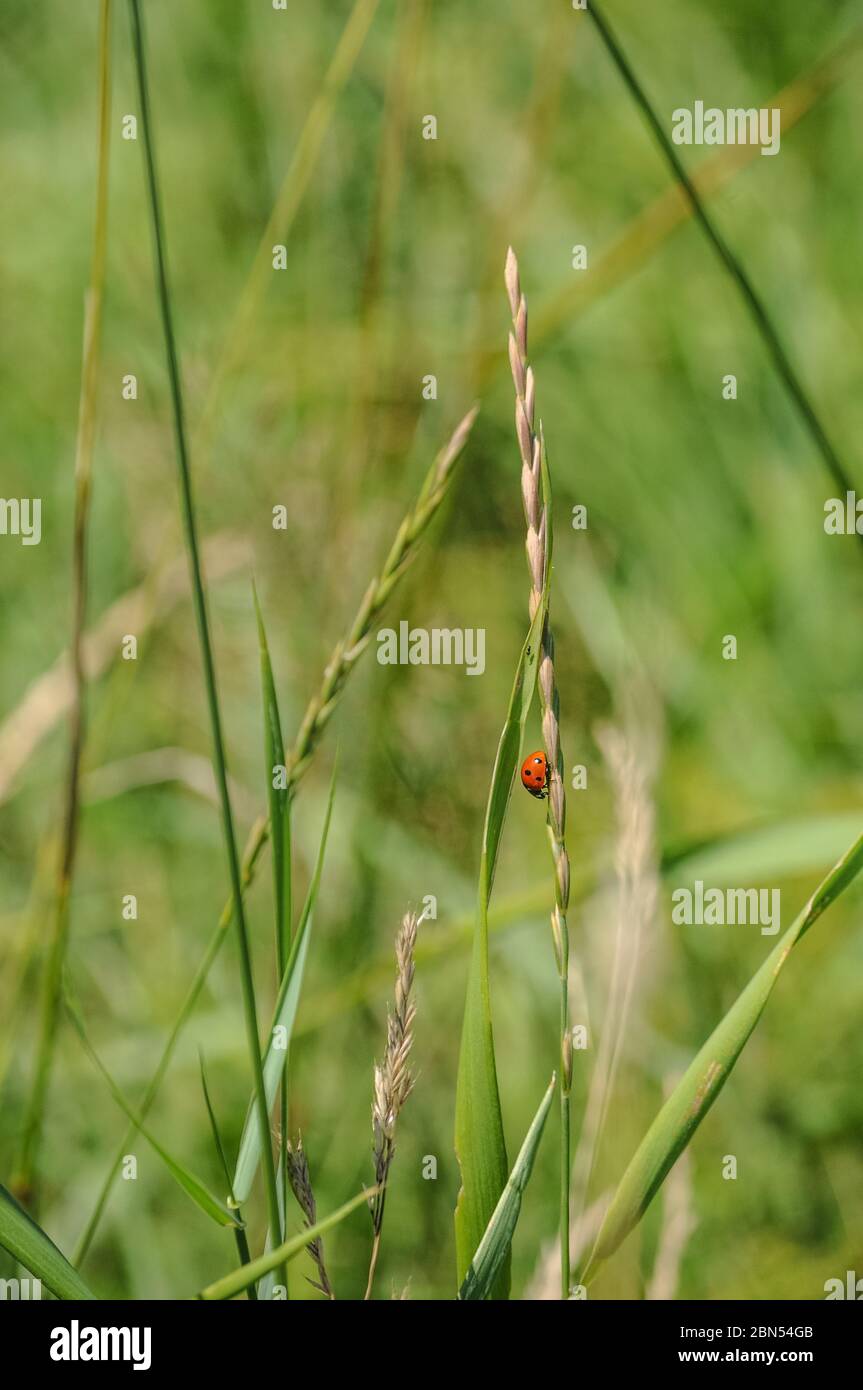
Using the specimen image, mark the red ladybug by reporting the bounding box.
[520,750,548,798]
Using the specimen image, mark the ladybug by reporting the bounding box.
[520,750,548,798]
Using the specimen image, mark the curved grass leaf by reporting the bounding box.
[232,760,338,1205]
[459,1074,556,1301]
[0,1184,96,1300]
[454,458,552,1299]
[198,1186,375,1300]
[583,830,863,1278]
[66,988,239,1229]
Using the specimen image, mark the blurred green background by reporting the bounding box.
[1,0,863,1299]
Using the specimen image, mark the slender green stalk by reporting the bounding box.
[15,0,113,1207]
[126,0,282,1262]
[559,947,571,1297]
[75,409,476,1263]
[506,248,573,1297]
[587,0,861,532]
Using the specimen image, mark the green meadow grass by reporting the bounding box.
[1,0,862,1300]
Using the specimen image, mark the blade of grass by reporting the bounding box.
[458,1074,556,1301]
[0,1185,96,1301]
[582,830,863,1280]
[127,0,281,1256]
[74,409,476,1262]
[65,987,240,1229]
[454,519,551,1298]
[198,1187,377,1300]
[586,0,861,524]
[253,584,291,972]
[199,1051,257,1296]
[15,0,113,1207]
[253,583,292,1280]
[232,760,338,1206]
[523,30,863,365]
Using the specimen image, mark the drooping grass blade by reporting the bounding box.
[583,830,863,1279]
[66,988,240,1230]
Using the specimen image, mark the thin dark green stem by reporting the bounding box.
[588,0,861,537]
[127,0,282,1268]
[234,1224,258,1300]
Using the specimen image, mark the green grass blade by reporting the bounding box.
[454,535,551,1298]
[253,585,292,1285]
[66,989,239,1230]
[199,1051,257,1296]
[459,1074,556,1301]
[0,1185,96,1300]
[198,1049,234,1196]
[584,831,863,1276]
[232,761,338,1205]
[198,1187,375,1300]
[253,584,291,971]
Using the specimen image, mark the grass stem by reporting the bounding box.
[127,0,282,1267]
[587,0,861,530]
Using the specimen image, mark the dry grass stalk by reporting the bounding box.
[365,910,418,1299]
[285,1135,334,1299]
[0,532,251,809]
[505,246,573,1296]
[571,702,661,1227]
